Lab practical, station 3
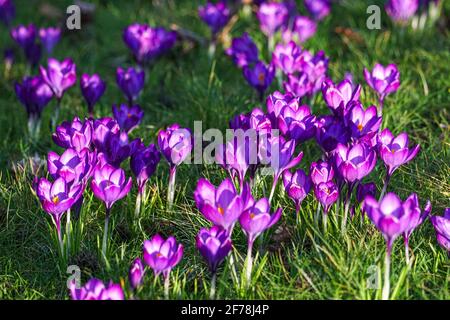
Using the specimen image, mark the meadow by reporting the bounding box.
[0,0,448,300]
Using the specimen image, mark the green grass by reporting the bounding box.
[0,0,449,299]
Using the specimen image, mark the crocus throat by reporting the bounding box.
[52,195,60,204]
[258,72,265,84]
[250,213,255,219]
[218,206,224,215]
[357,123,363,132]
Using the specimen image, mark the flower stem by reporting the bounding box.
[245,240,254,289]
[51,98,61,131]
[167,166,177,210]
[341,183,355,235]
[268,35,275,54]
[56,221,63,257]
[209,272,217,300]
[164,272,170,300]
[66,209,71,258]
[382,242,392,300]
[323,212,328,233]
[379,173,391,201]
[134,191,142,219]
[102,207,110,260]
[268,174,278,204]
[404,237,411,266]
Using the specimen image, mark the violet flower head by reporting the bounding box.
[243,60,275,99]
[272,41,302,75]
[346,102,382,141]
[430,208,450,252]
[277,102,316,143]
[305,0,331,21]
[334,142,377,183]
[100,132,141,167]
[378,128,420,176]
[310,160,334,185]
[10,24,36,49]
[386,0,419,24]
[283,169,312,212]
[15,75,53,120]
[158,124,192,168]
[40,58,77,99]
[38,27,61,55]
[356,182,377,203]
[321,79,361,117]
[70,278,124,300]
[116,67,145,104]
[239,197,282,244]
[0,0,15,26]
[364,193,420,251]
[198,1,231,36]
[196,226,232,274]
[112,104,144,133]
[47,148,94,184]
[91,162,132,209]
[283,72,311,98]
[53,117,93,152]
[281,16,317,44]
[225,33,259,68]
[92,117,120,149]
[364,63,400,101]
[194,178,246,234]
[257,1,289,36]
[35,177,83,227]
[129,257,145,290]
[143,234,183,276]
[314,181,339,214]
[266,91,296,127]
[403,195,431,244]
[315,115,350,153]
[123,23,176,64]
[229,112,251,130]
[24,41,41,67]
[80,73,106,114]
[130,142,161,193]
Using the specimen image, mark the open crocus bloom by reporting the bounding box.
[378,128,420,176]
[196,225,232,273]
[243,60,275,98]
[364,193,419,251]
[257,1,288,36]
[194,178,245,234]
[112,104,144,133]
[386,0,419,24]
[239,197,282,244]
[322,79,361,118]
[92,117,120,149]
[314,181,339,213]
[310,160,334,185]
[305,0,331,20]
[281,16,317,44]
[277,103,316,143]
[47,148,94,183]
[283,169,312,211]
[143,234,183,276]
[40,58,77,99]
[158,124,192,167]
[198,1,231,36]
[363,63,400,99]
[334,142,377,183]
[225,32,259,68]
[345,102,382,141]
[53,117,93,152]
[315,115,350,153]
[272,41,302,75]
[430,208,450,252]
[70,278,124,300]
[91,162,132,209]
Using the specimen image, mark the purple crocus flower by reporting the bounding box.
[35,177,83,244]
[24,41,41,68]
[386,0,419,24]
[53,117,93,152]
[198,1,231,36]
[364,192,423,299]
[283,72,311,98]
[129,257,145,290]
[123,23,176,64]
[304,0,331,21]
[283,169,312,215]
[130,142,160,202]
[10,24,36,49]
[430,208,450,253]
[229,112,251,130]
[272,41,302,75]
[196,225,232,274]
[0,0,15,26]
[239,196,282,286]
[225,32,259,68]
[112,104,144,133]
[92,117,120,149]
[47,148,94,184]
[91,162,132,210]
[356,182,377,203]
[40,58,77,99]
[243,60,275,100]
[321,79,361,118]
[266,91,296,127]
[80,73,106,116]
[281,16,317,44]
[100,132,141,167]
[15,75,53,122]
[277,102,316,143]
[70,278,124,300]
[194,178,246,234]
[310,160,335,186]
[378,128,420,177]
[314,181,339,214]
[257,1,288,36]
[38,27,61,55]
[315,115,350,154]
[345,102,382,141]
[259,136,303,202]
[363,63,400,113]
[334,143,377,183]
[116,67,145,105]
[143,234,183,298]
